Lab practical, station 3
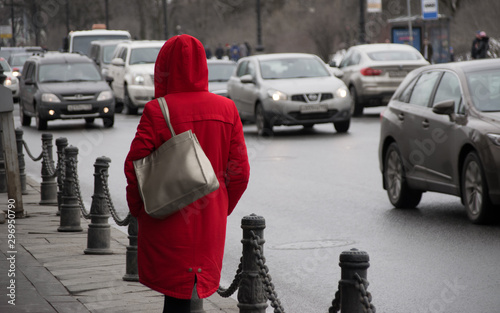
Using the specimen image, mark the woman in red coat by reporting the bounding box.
[124,34,250,312]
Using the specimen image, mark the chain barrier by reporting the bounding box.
[250,230,285,313]
[22,140,43,161]
[42,142,57,178]
[68,157,91,219]
[328,286,340,313]
[354,273,376,313]
[98,168,131,226]
[217,257,243,298]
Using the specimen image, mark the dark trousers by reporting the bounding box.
[163,295,191,313]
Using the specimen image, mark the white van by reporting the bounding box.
[65,29,131,57]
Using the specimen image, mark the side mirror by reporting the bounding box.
[105,76,114,84]
[111,58,125,67]
[432,99,455,115]
[329,60,337,67]
[240,74,254,84]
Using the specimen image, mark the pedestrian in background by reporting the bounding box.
[471,31,483,59]
[230,43,240,61]
[476,31,490,59]
[422,38,433,63]
[215,43,224,59]
[124,34,250,313]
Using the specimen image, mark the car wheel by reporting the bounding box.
[85,118,95,124]
[103,116,114,128]
[384,142,422,208]
[334,120,350,133]
[124,86,138,115]
[462,152,494,224]
[35,107,47,131]
[255,102,273,136]
[115,102,124,114]
[349,85,364,117]
[19,103,31,126]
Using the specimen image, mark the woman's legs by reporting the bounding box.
[163,296,190,313]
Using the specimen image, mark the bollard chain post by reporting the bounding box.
[123,216,139,281]
[15,129,27,194]
[237,214,268,313]
[39,133,57,205]
[55,137,68,216]
[58,146,83,232]
[84,156,113,255]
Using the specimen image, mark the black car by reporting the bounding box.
[379,59,500,224]
[19,52,115,130]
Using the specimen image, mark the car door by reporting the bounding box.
[338,49,361,88]
[20,62,36,114]
[423,71,464,193]
[228,60,257,120]
[398,71,443,186]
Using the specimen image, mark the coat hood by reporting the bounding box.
[154,35,208,98]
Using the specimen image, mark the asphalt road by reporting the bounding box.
[16,105,500,313]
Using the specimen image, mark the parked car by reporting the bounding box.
[18,52,115,130]
[335,43,429,116]
[207,59,236,97]
[89,39,129,78]
[379,59,500,224]
[227,53,351,136]
[107,40,165,114]
[0,57,19,101]
[7,52,35,78]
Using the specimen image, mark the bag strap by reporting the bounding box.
[158,97,176,136]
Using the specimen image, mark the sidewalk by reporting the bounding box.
[0,176,239,313]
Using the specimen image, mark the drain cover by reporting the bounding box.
[269,239,355,250]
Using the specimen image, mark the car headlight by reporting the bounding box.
[267,89,288,101]
[41,93,61,103]
[487,133,500,146]
[97,90,113,101]
[335,86,348,98]
[132,73,145,85]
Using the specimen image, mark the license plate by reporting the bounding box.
[67,104,92,111]
[300,104,328,114]
[388,71,407,77]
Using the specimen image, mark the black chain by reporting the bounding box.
[99,169,131,226]
[22,140,43,161]
[354,273,376,313]
[217,257,243,298]
[250,231,285,313]
[69,158,91,219]
[41,143,57,178]
[328,286,340,313]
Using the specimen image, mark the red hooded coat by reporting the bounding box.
[124,35,250,299]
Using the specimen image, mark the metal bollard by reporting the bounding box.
[191,288,205,313]
[15,129,26,194]
[0,129,5,193]
[58,146,83,232]
[39,133,57,205]
[338,248,370,313]
[237,214,268,313]
[55,137,68,216]
[84,157,113,255]
[123,216,139,281]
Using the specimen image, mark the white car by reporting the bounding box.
[227,53,351,136]
[107,40,165,114]
[0,57,19,101]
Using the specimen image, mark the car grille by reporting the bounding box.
[291,93,334,102]
[288,109,338,120]
[62,93,95,101]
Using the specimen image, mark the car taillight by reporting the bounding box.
[360,67,383,76]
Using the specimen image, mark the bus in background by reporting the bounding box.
[63,24,131,57]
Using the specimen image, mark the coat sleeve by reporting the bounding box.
[124,104,157,217]
[225,107,250,215]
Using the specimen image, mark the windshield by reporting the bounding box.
[129,47,161,65]
[39,63,102,83]
[72,34,130,56]
[0,58,11,71]
[208,63,235,82]
[259,57,330,79]
[467,69,500,112]
[367,50,422,61]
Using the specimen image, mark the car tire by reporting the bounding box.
[124,86,138,115]
[19,103,31,126]
[35,107,47,131]
[384,142,422,208]
[103,116,114,128]
[349,85,364,117]
[255,102,273,137]
[461,152,495,224]
[334,120,350,133]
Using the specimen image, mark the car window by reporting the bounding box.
[432,72,462,112]
[103,45,118,64]
[259,57,329,79]
[367,50,422,61]
[0,58,11,71]
[39,63,101,83]
[236,61,248,77]
[339,50,353,68]
[208,63,235,82]
[351,52,361,66]
[119,47,128,61]
[22,62,33,80]
[398,77,418,103]
[129,47,161,65]
[409,71,441,107]
[467,69,500,112]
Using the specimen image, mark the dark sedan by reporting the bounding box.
[19,52,115,130]
[379,59,500,224]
